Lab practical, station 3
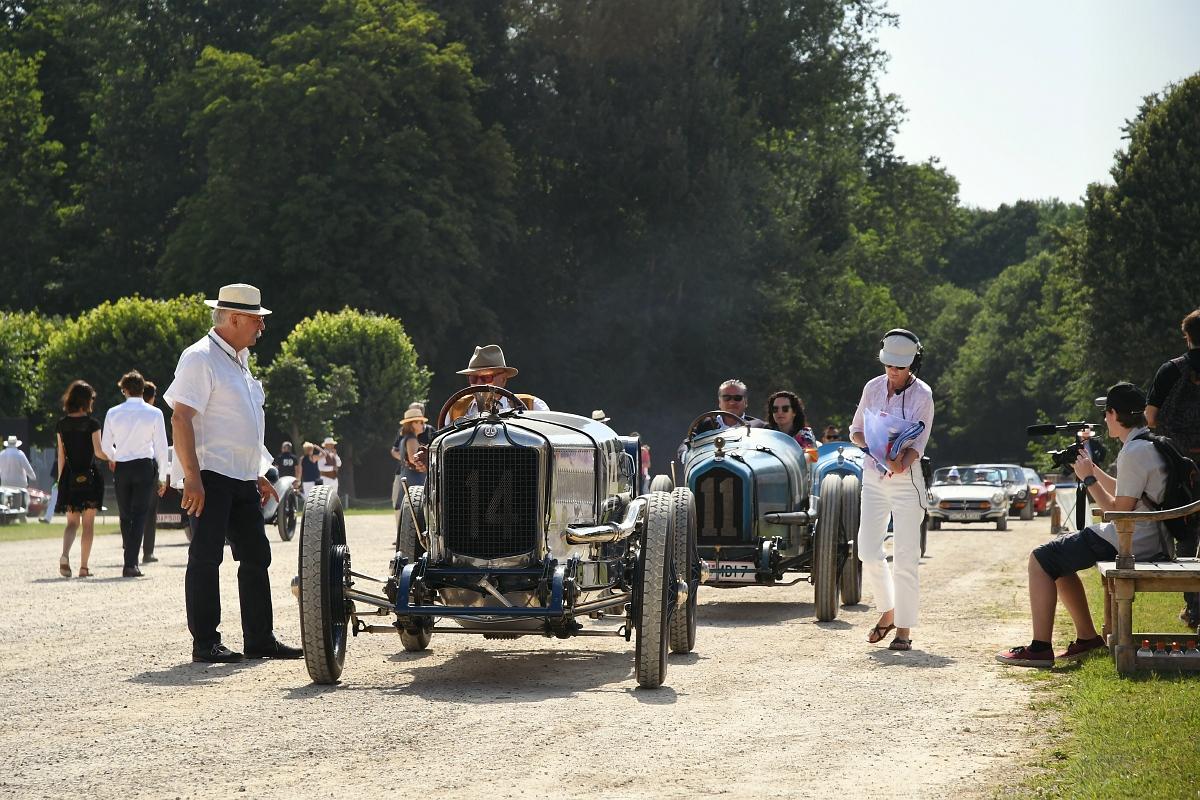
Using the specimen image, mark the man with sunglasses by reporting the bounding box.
[165,284,300,663]
[455,344,548,420]
[695,379,768,433]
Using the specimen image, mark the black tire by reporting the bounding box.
[299,486,349,684]
[920,514,928,557]
[277,484,301,542]
[813,473,843,621]
[996,515,1008,532]
[838,473,863,606]
[1020,497,1035,521]
[400,623,432,652]
[930,517,941,531]
[396,485,425,560]
[635,491,673,688]
[669,487,698,654]
[649,474,674,493]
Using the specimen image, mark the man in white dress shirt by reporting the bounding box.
[0,435,36,489]
[165,284,301,663]
[102,371,169,577]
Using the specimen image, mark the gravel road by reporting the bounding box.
[0,513,1051,799]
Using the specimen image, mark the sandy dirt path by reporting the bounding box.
[0,514,1051,799]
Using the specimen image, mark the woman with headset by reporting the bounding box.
[849,329,935,651]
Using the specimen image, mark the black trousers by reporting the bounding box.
[185,471,274,652]
[142,490,159,559]
[114,459,156,569]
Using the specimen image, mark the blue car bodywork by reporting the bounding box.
[681,425,864,621]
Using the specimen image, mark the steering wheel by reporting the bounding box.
[436,385,529,428]
[684,410,750,444]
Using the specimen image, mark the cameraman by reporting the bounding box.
[997,382,1168,668]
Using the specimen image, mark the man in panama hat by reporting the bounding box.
[164,283,301,663]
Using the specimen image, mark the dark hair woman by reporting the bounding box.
[766,391,818,448]
[55,380,111,577]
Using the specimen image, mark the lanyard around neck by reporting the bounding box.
[208,333,246,372]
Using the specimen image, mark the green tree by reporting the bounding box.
[157,0,515,365]
[260,353,358,448]
[0,49,68,310]
[1082,73,1200,390]
[279,309,430,498]
[36,295,211,441]
[0,310,52,418]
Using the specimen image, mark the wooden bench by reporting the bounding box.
[1097,497,1200,674]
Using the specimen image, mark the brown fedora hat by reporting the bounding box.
[456,344,518,378]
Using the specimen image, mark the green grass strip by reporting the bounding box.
[1022,576,1200,798]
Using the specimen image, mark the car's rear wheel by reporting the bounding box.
[277,483,301,542]
[669,487,698,654]
[635,492,673,688]
[400,622,432,652]
[649,474,674,493]
[929,517,941,531]
[996,515,1008,532]
[838,474,863,606]
[299,486,349,684]
[813,473,843,621]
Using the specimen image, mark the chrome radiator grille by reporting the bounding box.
[442,446,539,559]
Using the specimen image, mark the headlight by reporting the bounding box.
[1030,486,1039,495]
[991,492,1005,505]
[927,491,939,504]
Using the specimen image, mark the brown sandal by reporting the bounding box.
[867,623,896,644]
[59,556,72,578]
[77,567,92,578]
[889,638,912,651]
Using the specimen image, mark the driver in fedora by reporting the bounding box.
[448,344,548,422]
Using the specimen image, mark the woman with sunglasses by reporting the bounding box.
[849,329,934,652]
[765,391,818,448]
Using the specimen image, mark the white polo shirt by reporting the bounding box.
[101,396,169,480]
[164,329,273,481]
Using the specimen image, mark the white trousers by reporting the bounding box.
[323,478,339,500]
[856,466,927,628]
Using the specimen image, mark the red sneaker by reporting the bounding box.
[1056,636,1106,662]
[995,644,1054,668]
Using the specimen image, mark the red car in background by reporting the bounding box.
[1024,467,1055,516]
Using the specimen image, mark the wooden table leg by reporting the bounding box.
[1113,577,1136,674]
[1102,576,1113,648]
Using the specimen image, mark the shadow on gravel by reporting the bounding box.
[331,647,636,703]
[698,600,814,627]
[865,649,955,669]
[129,660,259,686]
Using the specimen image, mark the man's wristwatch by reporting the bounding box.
[1082,475,1098,488]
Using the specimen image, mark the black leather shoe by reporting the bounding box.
[142,555,158,563]
[122,566,143,578]
[244,638,304,659]
[192,643,244,663]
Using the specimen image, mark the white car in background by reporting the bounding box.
[974,462,1036,520]
[926,466,1009,531]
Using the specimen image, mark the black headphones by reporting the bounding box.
[881,328,923,375]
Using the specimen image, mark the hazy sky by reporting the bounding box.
[876,0,1200,209]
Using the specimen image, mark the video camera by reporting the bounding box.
[1025,421,1094,469]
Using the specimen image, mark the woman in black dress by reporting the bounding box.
[56,381,110,577]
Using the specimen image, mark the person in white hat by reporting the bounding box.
[164,283,301,663]
[849,329,935,652]
[591,410,611,424]
[319,436,342,501]
[0,434,36,490]
[455,344,548,419]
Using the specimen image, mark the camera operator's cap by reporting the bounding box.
[204,283,271,315]
[457,344,518,378]
[1094,382,1147,413]
[879,331,920,368]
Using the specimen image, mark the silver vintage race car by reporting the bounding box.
[296,385,699,689]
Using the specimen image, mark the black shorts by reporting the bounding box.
[1032,527,1118,580]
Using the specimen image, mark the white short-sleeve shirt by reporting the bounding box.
[164,329,273,481]
[850,374,935,456]
[1093,427,1169,558]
